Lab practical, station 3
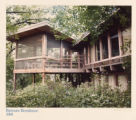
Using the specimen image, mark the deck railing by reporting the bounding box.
[15,54,130,72]
[85,54,130,69]
[15,55,84,70]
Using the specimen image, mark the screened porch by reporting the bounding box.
[14,33,84,73]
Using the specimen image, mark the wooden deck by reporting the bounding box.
[84,54,130,72]
[14,54,130,74]
[14,55,84,73]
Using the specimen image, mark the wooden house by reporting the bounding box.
[8,16,131,91]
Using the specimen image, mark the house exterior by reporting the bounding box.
[8,18,131,91]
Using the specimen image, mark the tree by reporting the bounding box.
[51,6,131,44]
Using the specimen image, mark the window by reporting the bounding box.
[17,34,42,58]
[62,40,71,57]
[47,34,61,59]
[95,40,100,61]
[110,32,119,57]
[102,36,108,59]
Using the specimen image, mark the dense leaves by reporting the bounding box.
[51,6,131,44]
[7,81,131,107]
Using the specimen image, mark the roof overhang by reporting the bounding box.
[7,21,74,43]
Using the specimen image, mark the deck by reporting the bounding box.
[14,55,84,73]
[14,54,130,74]
[85,54,130,72]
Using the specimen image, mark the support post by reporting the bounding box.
[88,45,90,64]
[118,27,123,56]
[77,52,80,68]
[42,34,47,85]
[110,65,116,71]
[115,73,119,87]
[93,45,96,63]
[84,47,86,65]
[42,34,47,57]
[13,73,16,92]
[69,50,72,68]
[107,32,112,59]
[13,41,17,92]
[42,34,47,71]
[32,73,36,86]
[99,38,103,60]
[60,40,63,68]
[42,73,45,85]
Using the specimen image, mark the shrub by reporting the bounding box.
[6,81,131,107]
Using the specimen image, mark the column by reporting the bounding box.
[42,73,45,85]
[60,40,63,68]
[69,50,72,68]
[42,34,47,70]
[13,73,16,92]
[13,42,17,92]
[77,52,80,68]
[32,73,36,86]
[88,45,90,64]
[84,47,86,65]
[118,27,123,56]
[107,32,112,59]
[99,38,103,60]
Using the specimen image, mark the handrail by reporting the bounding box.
[15,55,85,61]
[85,54,130,67]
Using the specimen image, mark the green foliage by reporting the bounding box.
[6,56,14,91]
[7,81,131,107]
[51,6,131,44]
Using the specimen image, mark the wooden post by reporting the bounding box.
[55,74,56,82]
[99,38,103,60]
[13,73,16,92]
[69,50,72,68]
[84,47,86,65]
[91,45,95,71]
[42,34,47,84]
[13,41,17,92]
[88,45,90,64]
[42,34,47,70]
[42,34,47,56]
[42,34,46,70]
[60,40,63,68]
[32,73,36,86]
[15,41,18,59]
[77,52,80,68]
[115,73,119,87]
[93,44,96,63]
[42,73,45,85]
[118,27,123,56]
[107,32,112,59]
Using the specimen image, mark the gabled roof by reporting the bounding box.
[7,21,74,42]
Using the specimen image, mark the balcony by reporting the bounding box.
[14,55,84,73]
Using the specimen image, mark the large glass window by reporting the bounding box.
[95,40,100,61]
[17,34,42,58]
[47,34,61,59]
[110,32,119,57]
[62,40,71,57]
[102,36,108,59]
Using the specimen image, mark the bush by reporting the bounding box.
[6,81,131,107]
